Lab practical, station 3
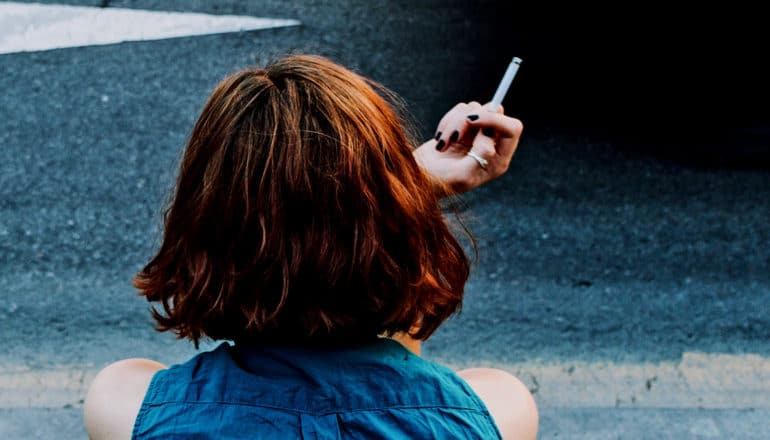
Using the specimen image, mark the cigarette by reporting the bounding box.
[490,57,522,108]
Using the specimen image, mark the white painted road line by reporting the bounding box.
[440,351,770,410]
[2,352,770,409]
[0,2,300,55]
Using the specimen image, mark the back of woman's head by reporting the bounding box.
[135,55,469,346]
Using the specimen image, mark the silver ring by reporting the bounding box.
[466,151,489,170]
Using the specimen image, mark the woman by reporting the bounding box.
[84,55,537,439]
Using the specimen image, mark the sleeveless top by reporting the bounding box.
[131,338,502,439]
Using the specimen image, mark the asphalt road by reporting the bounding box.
[1,0,769,438]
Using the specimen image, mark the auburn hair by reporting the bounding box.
[135,55,470,346]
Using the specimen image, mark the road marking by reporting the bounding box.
[0,2,300,54]
[1,368,91,409]
[442,352,770,409]
[2,352,770,409]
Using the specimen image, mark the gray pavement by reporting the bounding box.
[1,0,769,438]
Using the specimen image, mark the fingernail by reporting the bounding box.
[449,130,459,143]
[434,131,442,141]
[467,114,479,121]
[482,127,495,137]
[435,139,445,151]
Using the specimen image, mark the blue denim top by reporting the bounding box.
[132,338,501,439]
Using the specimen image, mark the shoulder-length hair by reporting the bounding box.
[135,55,470,346]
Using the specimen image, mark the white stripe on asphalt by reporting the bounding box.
[2,351,769,409]
[0,2,300,55]
[443,351,770,409]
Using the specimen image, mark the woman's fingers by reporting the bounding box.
[466,111,523,138]
[435,101,483,152]
[434,103,466,150]
[424,102,522,192]
[483,102,504,114]
[460,124,500,178]
[465,111,523,159]
[433,102,522,176]
[470,126,497,158]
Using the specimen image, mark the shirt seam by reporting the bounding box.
[141,400,490,416]
[131,369,166,439]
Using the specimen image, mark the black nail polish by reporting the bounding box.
[435,139,445,151]
[467,114,479,121]
[449,130,459,143]
[482,127,495,137]
[434,131,442,141]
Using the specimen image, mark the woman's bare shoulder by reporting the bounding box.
[457,368,539,440]
[83,358,166,440]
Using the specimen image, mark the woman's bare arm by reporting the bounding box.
[84,359,166,440]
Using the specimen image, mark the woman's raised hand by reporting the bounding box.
[414,102,523,193]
